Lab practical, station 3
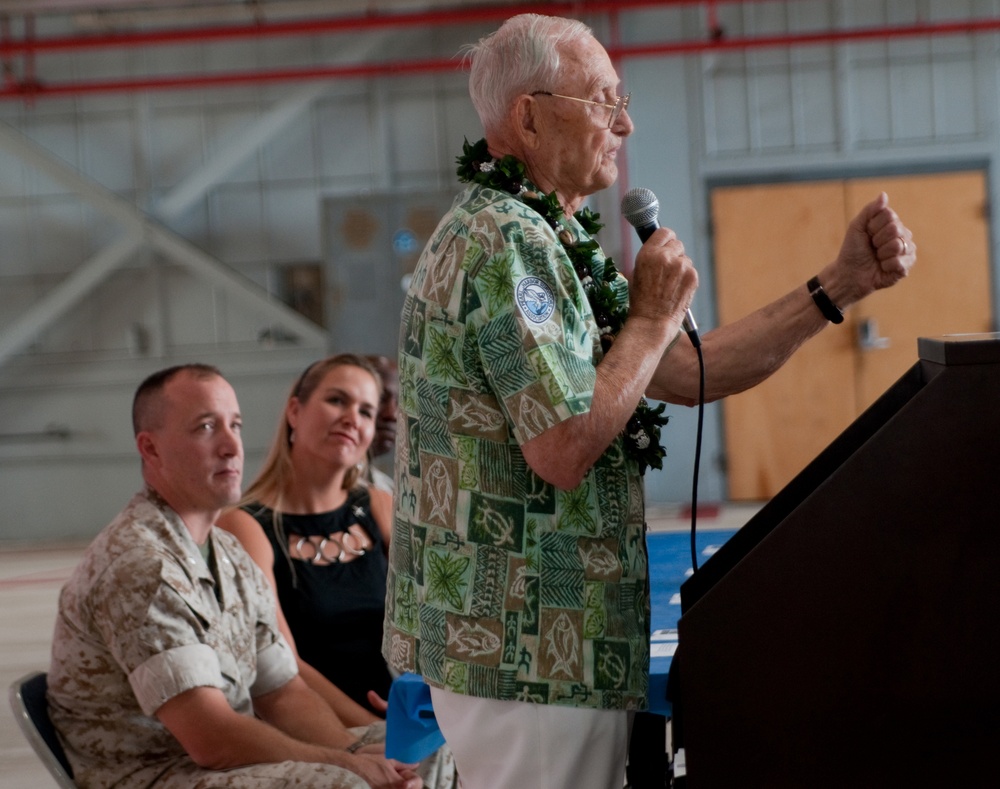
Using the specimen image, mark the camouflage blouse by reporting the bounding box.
[48,489,298,787]
[383,183,650,711]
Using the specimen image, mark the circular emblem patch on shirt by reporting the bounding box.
[515,276,556,324]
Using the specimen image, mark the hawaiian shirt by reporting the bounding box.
[383,183,650,711]
[48,488,298,788]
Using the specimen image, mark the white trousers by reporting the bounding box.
[430,686,632,789]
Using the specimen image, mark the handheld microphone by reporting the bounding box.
[621,187,700,347]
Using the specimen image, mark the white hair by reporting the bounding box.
[465,14,593,135]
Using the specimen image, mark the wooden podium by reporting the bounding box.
[676,334,1000,786]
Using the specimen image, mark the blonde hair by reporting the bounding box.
[465,14,592,135]
[240,353,384,514]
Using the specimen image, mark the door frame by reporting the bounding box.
[704,159,996,500]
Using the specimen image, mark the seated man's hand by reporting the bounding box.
[348,752,421,789]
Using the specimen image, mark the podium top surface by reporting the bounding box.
[918,333,1000,365]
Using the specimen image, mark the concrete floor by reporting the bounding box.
[0,504,761,788]
[2,540,86,789]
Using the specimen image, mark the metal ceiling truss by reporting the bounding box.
[0,27,405,368]
[0,81,331,367]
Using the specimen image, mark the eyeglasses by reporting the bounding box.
[531,91,631,129]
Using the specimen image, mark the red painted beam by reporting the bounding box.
[0,3,997,99]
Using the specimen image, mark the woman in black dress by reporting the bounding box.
[219,354,393,723]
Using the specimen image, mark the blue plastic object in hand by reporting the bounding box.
[384,673,445,763]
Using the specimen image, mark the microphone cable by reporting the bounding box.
[619,186,707,571]
[689,341,706,572]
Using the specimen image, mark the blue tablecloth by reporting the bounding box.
[647,528,738,716]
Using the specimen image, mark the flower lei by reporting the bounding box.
[456,138,669,475]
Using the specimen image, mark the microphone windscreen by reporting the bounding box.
[621,187,660,228]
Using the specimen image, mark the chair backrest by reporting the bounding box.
[8,671,77,788]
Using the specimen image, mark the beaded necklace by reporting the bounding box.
[456,138,668,475]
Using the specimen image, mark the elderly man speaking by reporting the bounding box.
[382,13,916,789]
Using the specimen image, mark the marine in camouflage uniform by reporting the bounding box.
[382,180,650,712]
[49,488,379,789]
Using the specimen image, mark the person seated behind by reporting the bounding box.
[219,355,394,715]
[47,363,420,789]
[218,354,457,788]
[364,354,398,493]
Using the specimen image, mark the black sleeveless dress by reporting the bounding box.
[242,488,392,713]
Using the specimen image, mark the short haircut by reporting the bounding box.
[465,14,592,135]
[132,363,223,436]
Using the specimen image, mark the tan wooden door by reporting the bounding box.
[713,171,993,501]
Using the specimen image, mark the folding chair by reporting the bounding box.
[8,671,77,788]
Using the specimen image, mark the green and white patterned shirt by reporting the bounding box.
[383,183,650,711]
